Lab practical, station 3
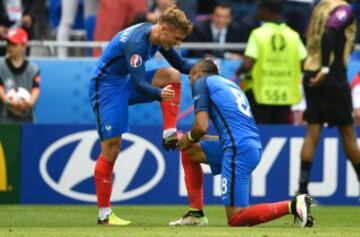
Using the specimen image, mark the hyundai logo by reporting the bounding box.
[39,130,165,202]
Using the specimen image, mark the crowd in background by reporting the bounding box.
[0,0,359,57]
[1,0,360,126]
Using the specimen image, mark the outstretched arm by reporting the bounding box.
[177,78,210,150]
[160,47,194,74]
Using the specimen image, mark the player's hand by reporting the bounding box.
[176,134,193,151]
[161,85,175,101]
[309,71,326,87]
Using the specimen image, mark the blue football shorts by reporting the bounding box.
[200,140,262,207]
[89,69,157,140]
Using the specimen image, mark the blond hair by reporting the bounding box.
[159,6,193,35]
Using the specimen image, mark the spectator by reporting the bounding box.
[132,0,176,25]
[283,0,314,41]
[196,0,217,15]
[93,0,148,56]
[31,0,50,40]
[0,0,37,56]
[133,0,197,24]
[237,8,261,43]
[56,0,98,58]
[227,0,257,22]
[177,0,198,22]
[186,2,245,59]
[236,0,307,124]
[298,0,360,197]
[0,28,40,123]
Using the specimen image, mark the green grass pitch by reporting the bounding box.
[0,205,359,237]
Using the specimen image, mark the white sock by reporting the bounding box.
[163,128,177,138]
[99,207,111,220]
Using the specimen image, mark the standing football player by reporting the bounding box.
[89,6,193,225]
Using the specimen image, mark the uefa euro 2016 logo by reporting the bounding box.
[130,54,142,68]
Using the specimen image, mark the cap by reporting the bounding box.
[6,28,28,44]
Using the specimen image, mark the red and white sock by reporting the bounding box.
[181,151,204,210]
[228,201,290,227]
[94,154,114,220]
[161,83,181,138]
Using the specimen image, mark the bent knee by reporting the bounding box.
[167,68,181,84]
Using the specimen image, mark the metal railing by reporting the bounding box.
[0,40,359,57]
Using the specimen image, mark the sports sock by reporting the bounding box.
[94,155,114,212]
[160,83,181,136]
[99,207,111,221]
[181,151,204,210]
[352,163,360,181]
[228,201,290,227]
[299,161,313,194]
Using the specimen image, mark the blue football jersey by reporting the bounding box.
[92,23,193,101]
[192,75,262,154]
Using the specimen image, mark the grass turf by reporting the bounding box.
[0,205,359,237]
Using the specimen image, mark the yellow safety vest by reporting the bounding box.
[245,23,305,105]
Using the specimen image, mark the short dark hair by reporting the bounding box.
[258,0,283,14]
[214,2,232,15]
[196,58,220,75]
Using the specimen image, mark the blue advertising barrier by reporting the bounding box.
[20,124,360,205]
[32,58,360,125]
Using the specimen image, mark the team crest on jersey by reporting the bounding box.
[335,9,348,22]
[130,54,143,68]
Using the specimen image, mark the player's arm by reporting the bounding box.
[159,47,193,74]
[311,6,354,86]
[125,42,162,101]
[177,78,210,150]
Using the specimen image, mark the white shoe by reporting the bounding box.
[294,194,314,228]
[169,210,209,226]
